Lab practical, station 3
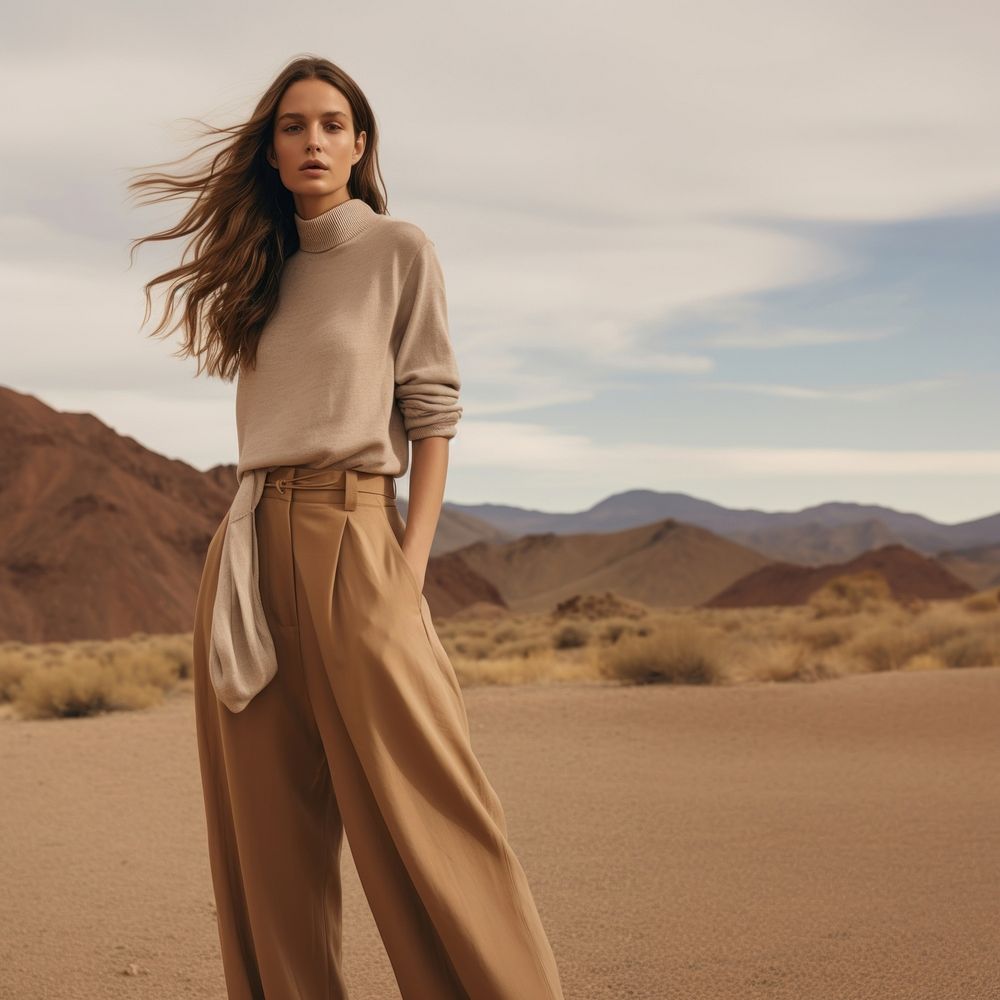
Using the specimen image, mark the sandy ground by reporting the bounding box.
[0,667,998,1000]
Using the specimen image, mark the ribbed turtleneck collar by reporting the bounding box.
[294,197,377,253]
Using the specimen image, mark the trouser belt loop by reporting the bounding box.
[344,469,358,511]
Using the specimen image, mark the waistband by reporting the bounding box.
[261,465,397,511]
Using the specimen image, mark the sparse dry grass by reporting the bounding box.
[807,569,894,617]
[595,618,728,684]
[0,633,193,720]
[2,584,998,719]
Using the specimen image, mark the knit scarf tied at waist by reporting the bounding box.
[209,469,275,713]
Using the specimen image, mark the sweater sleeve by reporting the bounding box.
[393,239,463,441]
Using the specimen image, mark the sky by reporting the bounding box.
[3,0,998,522]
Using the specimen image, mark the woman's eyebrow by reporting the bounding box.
[277,111,348,120]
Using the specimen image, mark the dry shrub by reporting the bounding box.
[795,618,852,651]
[716,616,745,634]
[491,625,520,644]
[846,624,929,672]
[8,634,190,720]
[835,599,1000,673]
[0,646,38,702]
[493,635,551,659]
[599,620,726,685]
[599,617,646,644]
[906,605,967,646]
[15,659,164,720]
[962,589,1000,614]
[727,638,847,684]
[552,623,589,650]
[448,623,493,641]
[809,570,894,618]
[155,634,195,680]
[95,639,183,691]
[452,652,592,686]
[448,592,1000,685]
[450,636,496,661]
[935,629,1000,669]
[451,615,544,660]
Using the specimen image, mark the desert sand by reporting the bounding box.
[0,667,997,1000]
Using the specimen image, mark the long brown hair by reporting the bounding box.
[127,55,387,380]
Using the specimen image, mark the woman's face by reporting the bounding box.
[267,78,366,217]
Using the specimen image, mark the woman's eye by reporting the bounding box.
[282,123,340,133]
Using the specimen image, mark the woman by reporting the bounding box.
[130,56,565,1000]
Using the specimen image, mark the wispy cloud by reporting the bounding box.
[608,353,716,373]
[456,421,1000,477]
[704,327,900,349]
[700,378,957,401]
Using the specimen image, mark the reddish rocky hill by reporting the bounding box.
[0,387,501,641]
[703,543,974,608]
[0,387,235,642]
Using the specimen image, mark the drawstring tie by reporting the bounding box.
[273,475,346,493]
[268,469,360,510]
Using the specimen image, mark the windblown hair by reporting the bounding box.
[127,55,387,380]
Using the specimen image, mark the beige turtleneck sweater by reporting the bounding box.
[208,197,463,712]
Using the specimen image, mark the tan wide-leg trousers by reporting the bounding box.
[191,464,565,1000]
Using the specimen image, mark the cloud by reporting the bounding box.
[700,378,957,401]
[455,420,1000,477]
[2,0,997,521]
[703,327,900,349]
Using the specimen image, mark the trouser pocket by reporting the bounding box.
[380,503,424,608]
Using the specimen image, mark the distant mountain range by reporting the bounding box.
[1,384,991,642]
[445,493,1000,567]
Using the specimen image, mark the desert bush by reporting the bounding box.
[845,624,929,672]
[14,658,165,720]
[6,634,192,720]
[94,639,183,691]
[599,621,725,684]
[552,623,588,650]
[493,636,551,659]
[716,616,744,633]
[795,618,852,651]
[809,570,893,617]
[154,634,195,680]
[908,607,968,646]
[452,623,492,640]
[935,628,1000,669]
[450,636,497,661]
[491,625,520,644]
[599,617,645,644]
[730,638,845,683]
[0,647,38,702]
[962,589,1000,614]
